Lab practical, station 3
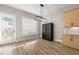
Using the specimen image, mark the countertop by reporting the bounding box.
[64,27,79,35]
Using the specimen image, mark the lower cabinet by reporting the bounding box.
[63,34,79,50]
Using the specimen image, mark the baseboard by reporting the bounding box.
[54,39,63,43]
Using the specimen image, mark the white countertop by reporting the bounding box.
[64,27,79,35]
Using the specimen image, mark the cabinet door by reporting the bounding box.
[63,35,72,45]
[63,35,79,50]
[72,35,79,49]
[64,12,73,27]
[71,9,79,26]
[64,9,79,27]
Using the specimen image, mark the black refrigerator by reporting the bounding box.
[42,23,53,41]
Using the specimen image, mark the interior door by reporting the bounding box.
[0,12,16,44]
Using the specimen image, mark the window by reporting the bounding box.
[22,17,38,35]
[0,12,16,42]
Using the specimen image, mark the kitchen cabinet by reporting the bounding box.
[64,8,79,27]
[63,34,79,50]
[64,11,73,27]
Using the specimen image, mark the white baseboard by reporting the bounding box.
[54,39,63,43]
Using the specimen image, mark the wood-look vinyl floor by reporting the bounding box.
[0,39,79,55]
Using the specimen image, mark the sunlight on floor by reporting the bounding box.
[0,40,38,54]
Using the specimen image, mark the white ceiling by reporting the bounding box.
[6,4,71,16]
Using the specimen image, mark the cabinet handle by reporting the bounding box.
[70,35,74,41]
[71,22,73,26]
[70,38,73,41]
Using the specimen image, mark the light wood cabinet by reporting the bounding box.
[64,8,79,50]
[64,12,73,27]
[64,8,79,27]
[63,34,79,50]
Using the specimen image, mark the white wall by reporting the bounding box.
[42,4,79,43]
[0,5,40,44]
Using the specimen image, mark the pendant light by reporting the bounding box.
[35,4,47,21]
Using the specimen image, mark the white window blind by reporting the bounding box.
[22,17,38,35]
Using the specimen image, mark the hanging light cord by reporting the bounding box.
[34,4,47,21]
[40,4,44,17]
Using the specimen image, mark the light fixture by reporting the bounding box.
[35,4,47,21]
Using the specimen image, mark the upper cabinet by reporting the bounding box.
[64,9,79,27]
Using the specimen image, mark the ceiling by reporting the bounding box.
[6,4,71,16]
